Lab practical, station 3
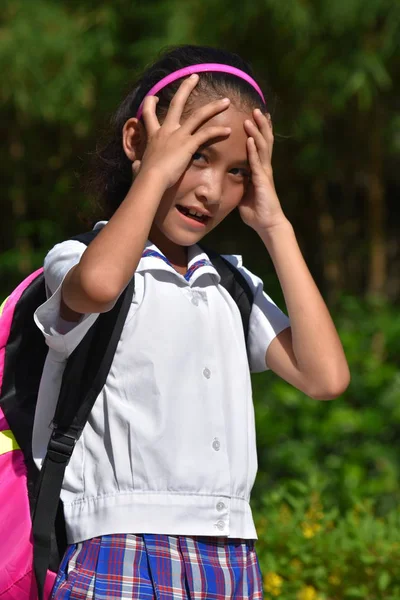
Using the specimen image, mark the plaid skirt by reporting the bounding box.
[51,533,264,599]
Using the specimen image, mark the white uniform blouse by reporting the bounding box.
[33,222,290,544]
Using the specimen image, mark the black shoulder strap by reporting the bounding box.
[70,229,102,245]
[200,245,254,343]
[32,230,135,599]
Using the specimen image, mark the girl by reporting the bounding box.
[33,45,350,599]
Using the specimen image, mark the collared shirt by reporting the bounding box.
[33,222,290,543]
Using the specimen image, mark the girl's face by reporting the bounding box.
[148,104,254,257]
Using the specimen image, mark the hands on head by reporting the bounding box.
[129,75,232,189]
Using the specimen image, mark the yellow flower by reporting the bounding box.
[306,509,324,521]
[263,571,283,596]
[301,521,321,538]
[297,585,320,600]
[301,495,324,539]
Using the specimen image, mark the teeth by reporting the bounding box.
[188,209,204,218]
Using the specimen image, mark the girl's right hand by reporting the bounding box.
[134,74,231,189]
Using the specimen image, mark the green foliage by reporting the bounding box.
[1,0,399,297]
[252,295,400,515]
[252,478,400,599]
[0,0,118,126]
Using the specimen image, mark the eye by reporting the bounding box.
[192,152,206,162]
[230,167,250,179]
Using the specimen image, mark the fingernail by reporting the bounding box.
[221,97,230,103]
[190,73,199,79]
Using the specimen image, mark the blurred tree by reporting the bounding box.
[1,0,399,301]
[0,1,111,278]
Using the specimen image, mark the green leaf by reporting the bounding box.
[378,571,391,591]
[346,587,368,597]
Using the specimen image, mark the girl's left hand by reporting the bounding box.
[239,109,287,233]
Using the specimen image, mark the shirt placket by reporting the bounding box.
[192,291,231,535]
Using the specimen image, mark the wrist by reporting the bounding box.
[132,167,168,195]
[256,217,293,242]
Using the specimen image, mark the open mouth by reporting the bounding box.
[176,205,210,224]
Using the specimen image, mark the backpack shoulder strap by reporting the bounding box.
[32,229,134,599]
[201,245,254,343]
[70,229,101,245]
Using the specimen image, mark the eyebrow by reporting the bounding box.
[198,142,249,167]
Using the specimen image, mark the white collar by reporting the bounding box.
[93,221,220,285]
[137,241,221,285]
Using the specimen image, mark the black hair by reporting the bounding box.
[86,45,267,218]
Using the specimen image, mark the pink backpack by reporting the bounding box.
[0,269,56,599]
[0,231,135,599]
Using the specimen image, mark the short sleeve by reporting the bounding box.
[33,240,100,358]
[222,255,290,373]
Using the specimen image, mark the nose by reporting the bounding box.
[195,172,223,206]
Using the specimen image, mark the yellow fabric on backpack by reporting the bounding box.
[0,300,19,455]
[0,430,20,455]
[0,297,9,317]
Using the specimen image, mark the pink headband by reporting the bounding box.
[136,63,265,120]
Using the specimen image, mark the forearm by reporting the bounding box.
[259,219,350,391]
[64,169,165,314]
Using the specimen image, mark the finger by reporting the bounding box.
[182,97,230,133]
[247,137,262,171]
[254,109,274,147]
[163,74,200,126]
[192,126,231,149]
[244,119,270,163]
[141,96,160,136]
[253,111,274,159]
[253,108,274,159]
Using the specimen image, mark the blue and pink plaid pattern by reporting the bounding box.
[51,533,264,599]
[142,249,213,282]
